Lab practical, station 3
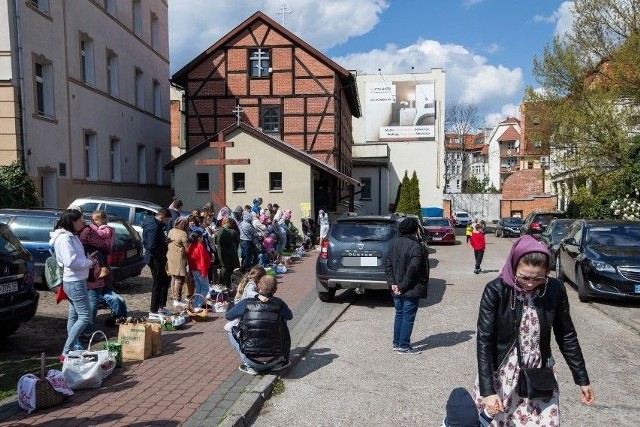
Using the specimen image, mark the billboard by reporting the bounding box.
[365,80,436,141]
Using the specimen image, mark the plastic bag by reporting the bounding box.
[62,331,115,390]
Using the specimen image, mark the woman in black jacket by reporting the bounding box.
[475,235,594,424]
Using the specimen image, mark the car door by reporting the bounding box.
[560,221,583,284]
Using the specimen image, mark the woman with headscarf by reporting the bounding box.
[216,216,240,290]
[167,217,190,308]
[475,235,594,423]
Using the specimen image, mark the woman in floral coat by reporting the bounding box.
[475,235,594,425]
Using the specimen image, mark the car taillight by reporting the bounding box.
[107,249,125,265]
[531,222,542,231]
[320,240,329,259]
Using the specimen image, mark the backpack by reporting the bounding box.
[44,249,63,290]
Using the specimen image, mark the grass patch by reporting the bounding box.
[272,378,285,395]
[0,356,62,400]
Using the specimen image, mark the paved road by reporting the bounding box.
[254,234,640,426]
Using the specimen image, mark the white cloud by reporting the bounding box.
[333,39,523,120]
[533,2,575,38]
[169,0,389,72]
[484,104,521,128]
[486,43,501,54]
[463,0,484,7]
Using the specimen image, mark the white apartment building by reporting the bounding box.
[351,69,446,215]
[0,0,171,208]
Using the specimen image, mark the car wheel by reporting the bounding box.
[495,229,500,237]
[555,255,564,281]
[317,288,336,302]
[0,322,20,339]
[576,268,591,303]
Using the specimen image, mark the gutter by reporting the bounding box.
[13,0,28,171]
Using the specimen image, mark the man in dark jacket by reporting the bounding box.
[142,207,171,316]
[385,216,429,354]
[225,275,292,375]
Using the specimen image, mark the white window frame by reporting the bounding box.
[110,137,121,182]
[85,132,98,181]
[269,171,282,192]
[79,34,95,86]
[137,145,147,184]
[132,0,142,37]
[232,173,245,192]
[107,50,119,97]
[155,149,163,185]
[153,79,161,117]
[135,67,144,109]
[34,59,54,118]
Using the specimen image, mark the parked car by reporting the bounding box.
[453,211,472,227]
[315,213,400,302]
[0,209,144,285]
[69,196,161,234]
[555,219,640,302]
[520,211,567,238]
[422,217,456,244]
[540,218,574,268]
[0,222,39,339]
[495,217,524,238]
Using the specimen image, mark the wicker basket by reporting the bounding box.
[35,353,64,410]
[186,293,210,321]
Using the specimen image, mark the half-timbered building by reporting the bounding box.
[169,11,360,214]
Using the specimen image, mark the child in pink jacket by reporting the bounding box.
[90,210,114,279]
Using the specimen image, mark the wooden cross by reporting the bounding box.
[277,3,292,27]
[194,136,250,208]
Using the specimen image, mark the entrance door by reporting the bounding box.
[41,171,57,208]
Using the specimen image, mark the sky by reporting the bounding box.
[168,0,575,128]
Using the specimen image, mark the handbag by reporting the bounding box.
[62,331,116,390]
[515,336,557,399]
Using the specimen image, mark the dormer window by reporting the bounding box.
[249,49,270,78]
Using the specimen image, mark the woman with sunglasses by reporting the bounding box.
[474,235,594,425]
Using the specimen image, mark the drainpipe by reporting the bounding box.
[13,0,28,171]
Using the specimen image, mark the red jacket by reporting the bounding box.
[470,231,486,251]
[187,241,211,277]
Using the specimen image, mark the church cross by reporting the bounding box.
[277,3,292,27]
[232,104,244,125]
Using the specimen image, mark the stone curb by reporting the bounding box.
[217,296,350,427]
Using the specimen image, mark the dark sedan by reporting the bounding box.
[556,220,640,302]
[540,218,574,268]
[495,217,524,238]
[422,217,456,244]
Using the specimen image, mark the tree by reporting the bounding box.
[395,171,411,214]
[444,102,482,192]
[0,162,42,208]
[410,171,422,218]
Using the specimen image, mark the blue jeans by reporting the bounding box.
[191,271,209,307]
[392,296,420,350]
[102,287,127,318]
[227,331,285,372]
[63,280,90,354]
[240,240,255,272]
[85,288,102,336]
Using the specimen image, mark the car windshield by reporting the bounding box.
[533,214,563,225]
[331,221,395,242]
[553,221,571,236]
[0,226,26,256]
[109,220,136,243]
[503,218,524,226]
[8,216,55,242]
[456,213,469,218]
[424,218,451,227]
[586,225,640,247]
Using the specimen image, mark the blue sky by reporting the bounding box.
[169,1,574,127]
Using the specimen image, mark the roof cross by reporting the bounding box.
[232,104,244,125]
[277,3,292,27]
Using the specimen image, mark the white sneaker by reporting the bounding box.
[173,300,185,308]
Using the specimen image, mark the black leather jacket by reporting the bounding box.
[384,235,429,298]
[477,277,590,396]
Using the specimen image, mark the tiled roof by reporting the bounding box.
[497,125,521,142]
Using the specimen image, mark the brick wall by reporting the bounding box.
[501,169,543,200]
[170,99,181,158]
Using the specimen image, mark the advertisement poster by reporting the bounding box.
[365,80,436,141]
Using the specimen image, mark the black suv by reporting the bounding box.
[0,222,39,338]
[521,211,567,239]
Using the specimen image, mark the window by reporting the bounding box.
[261,106,280,133]
[196,173,209,192]
[35,60,54,117]
[151,13,159,50]
[135,68,144,108]
[232,173,245,192]
[79,35,95,85]
[249,48,270,78]
[132,0,142,37]
[360,177,372,200]
[528,161,534,169]
[107,51,118,96]
[104,0,116,16]
[155,149,163,185]
[534,140,543,148]
[153,79,161,116]
[137,145,146,184]
[31,0,49,14]
[110,137,121,182]
[269,172,282,191]
[84,132,98,180]
[456,179,461,189]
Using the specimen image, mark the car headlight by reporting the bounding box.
[591,260,616,273]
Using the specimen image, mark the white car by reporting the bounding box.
[69,196,161,234]
[453,211,472,227]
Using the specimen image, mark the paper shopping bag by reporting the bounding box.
[148,323,162,356]
[117,323,152,360]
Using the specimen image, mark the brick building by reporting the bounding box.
[169,11,361,214]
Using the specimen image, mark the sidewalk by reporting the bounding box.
[0,250,349,426]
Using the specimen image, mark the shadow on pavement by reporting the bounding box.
[423,278,446,307]
[412,330,475,351]
[284,347,338,380]
[25,414,180,426]
[158,330,205,355]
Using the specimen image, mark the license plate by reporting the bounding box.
[635,284,640,294]
[360,257,377,267]
[0,282,18,295]
[432,237,442,241]
[126,249,137,258]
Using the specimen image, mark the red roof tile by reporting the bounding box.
[497,125,521,142]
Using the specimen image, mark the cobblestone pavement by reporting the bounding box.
[0,250,331,426]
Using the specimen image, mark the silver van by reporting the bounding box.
[69,196,162,234]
